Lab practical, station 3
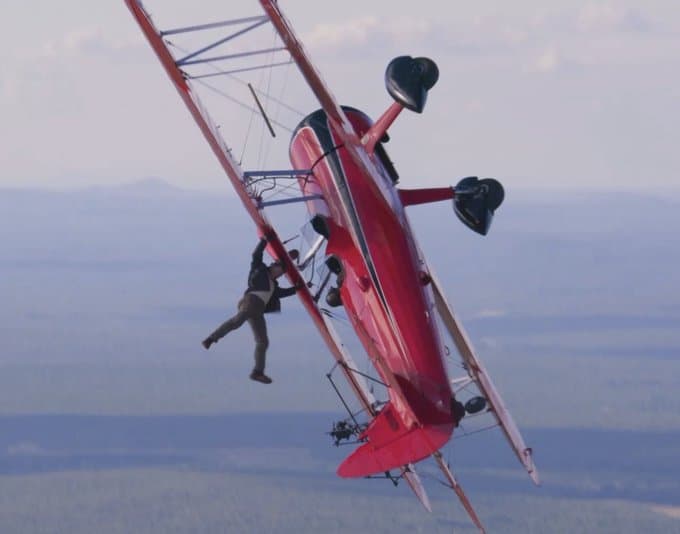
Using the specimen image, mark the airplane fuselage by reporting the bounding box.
[290,108,455,472]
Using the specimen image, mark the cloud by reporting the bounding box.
[1,26,148,107]
[305,16,378,48]
[534,47,560,72]
[529,4,655,36]
[300,6,658,65]
[303,15,434,54]
[276,3,664,69]
[37,27,142,60]
[528,46,573,73]
[303,14,535,61]
[576,4,652,33]
[516,4,671,72]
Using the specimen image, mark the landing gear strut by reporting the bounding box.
[324,256,344,307]
[451,398,466,427]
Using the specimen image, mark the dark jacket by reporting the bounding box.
[245,238,297,313]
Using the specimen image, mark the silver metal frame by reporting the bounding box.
[160,15,267,36]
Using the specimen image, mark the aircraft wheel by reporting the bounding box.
[414,57,439,90]
[479,178,504,211]
[465,396,487,414]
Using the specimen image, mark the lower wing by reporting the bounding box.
[429,268,540,485]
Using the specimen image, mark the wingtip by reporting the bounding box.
[524,448,540,485]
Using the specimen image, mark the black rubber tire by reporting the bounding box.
[414,57,439,90]
[479,178,505,211]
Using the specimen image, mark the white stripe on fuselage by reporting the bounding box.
[296,122,413,398]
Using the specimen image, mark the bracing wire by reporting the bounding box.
[260,28,286,168]
[190,77,292,133]
[256,28,277,170]
[166,41,305,116]
[254,40,271,171]
[165,40,297,144]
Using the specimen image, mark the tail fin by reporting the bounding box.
[337,403,451,478]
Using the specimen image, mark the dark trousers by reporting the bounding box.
[209,293,269,373]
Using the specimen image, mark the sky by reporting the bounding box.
[1,0,679,192]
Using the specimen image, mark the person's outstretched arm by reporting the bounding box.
[251,238,267,270]
[275,285,298,299]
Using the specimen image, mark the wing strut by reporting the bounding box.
[433,451,485,533]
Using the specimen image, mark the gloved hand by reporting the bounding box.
[262,229,276,242]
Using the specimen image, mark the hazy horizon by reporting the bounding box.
[2,180,679,532]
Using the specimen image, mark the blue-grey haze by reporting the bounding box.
[0,182,679,532]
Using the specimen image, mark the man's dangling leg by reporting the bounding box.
[248,312,269,375]
[202,298,248,349]
[242,294,270,383]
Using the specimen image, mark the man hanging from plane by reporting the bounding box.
[202,235,300,384]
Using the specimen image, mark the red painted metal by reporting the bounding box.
[361,101,404,153]
[290,108,455,477]
[399,187,455,206]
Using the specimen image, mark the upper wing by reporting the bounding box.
[429,269,540,485]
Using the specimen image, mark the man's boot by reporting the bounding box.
[249,370,273,384]
[202,336,215,350]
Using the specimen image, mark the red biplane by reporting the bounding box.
[126,1,539,530]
